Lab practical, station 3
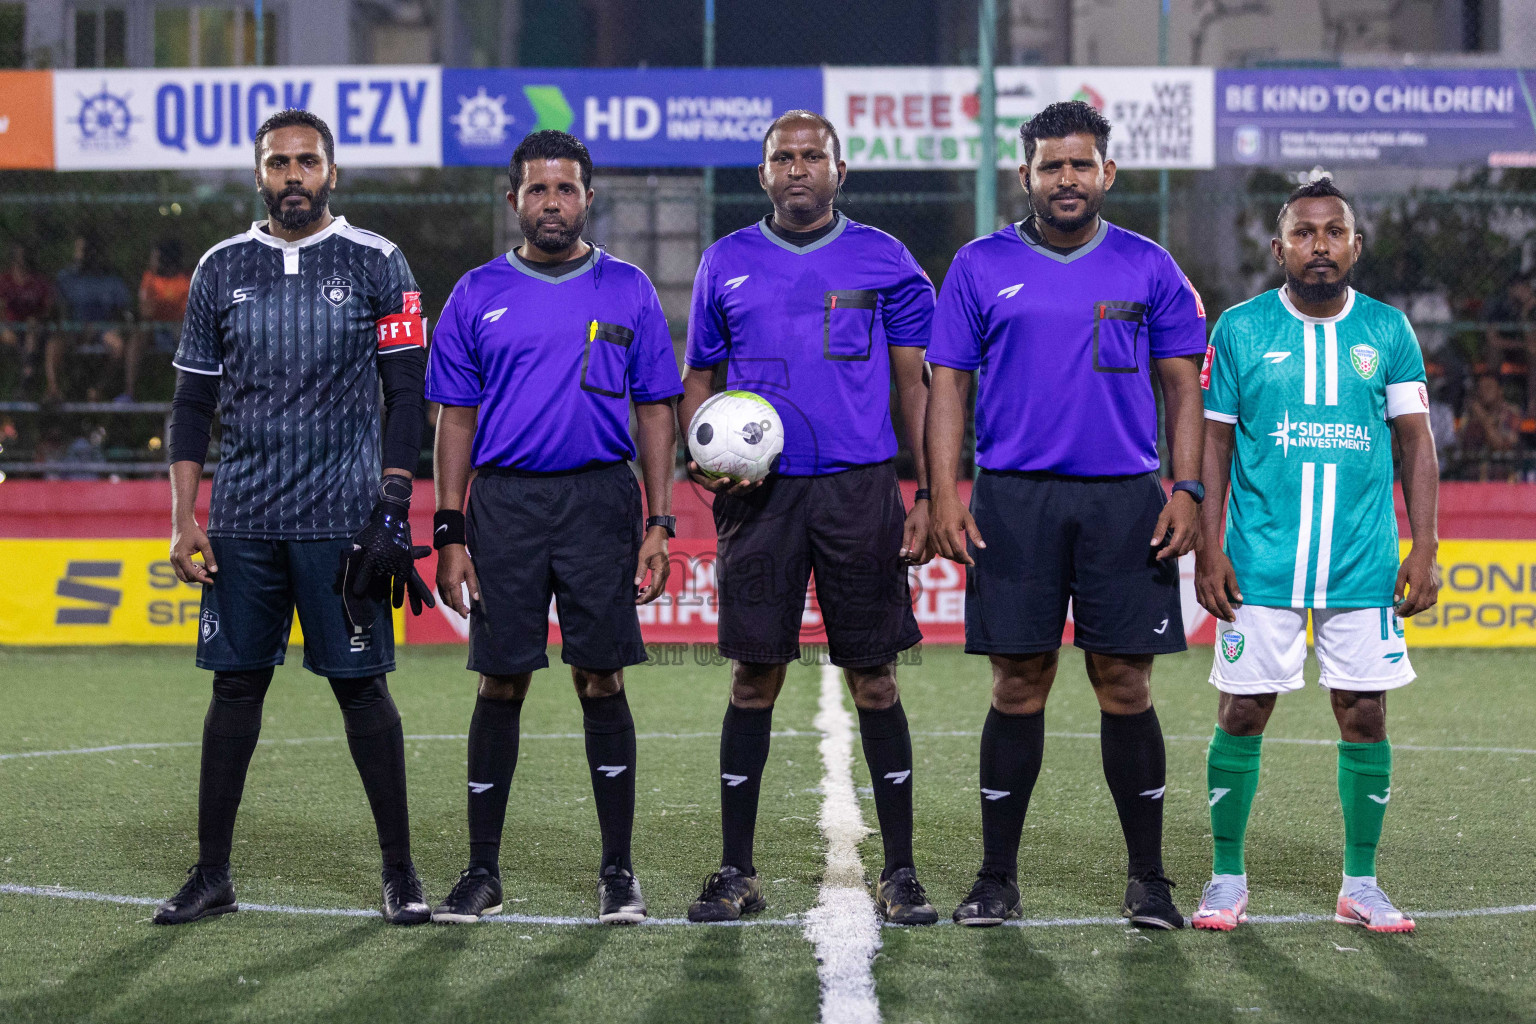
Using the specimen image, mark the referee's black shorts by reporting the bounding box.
[965,470,1186,657]
[712,460,921,668]
[465,461,648,675]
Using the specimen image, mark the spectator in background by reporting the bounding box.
[0,244,55,398]
[1484,276,1536,416]
[130,239,192,401]
[59,421,108,481]
[48,235,133,402]
[34,424,66,480]
[1402,288,1466,415]
[1460,374,1523,482]
[1425,368,1459,476]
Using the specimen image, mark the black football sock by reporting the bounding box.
[978,706,1045,878]
[1100,706,1168,877]
[331,676,412,866]
[580,690,637,874]
[467,694,523,874]
[857,700,916,879]
[197,669,273,867]
[719,703,773,876]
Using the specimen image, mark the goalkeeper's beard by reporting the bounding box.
[260,182,333,232]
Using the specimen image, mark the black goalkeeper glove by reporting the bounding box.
[336,476,436,629]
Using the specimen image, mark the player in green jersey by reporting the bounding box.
[1192,178,1440,934]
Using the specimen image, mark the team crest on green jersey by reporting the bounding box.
[1220,630,1246,662]
[1350,344,1379,379]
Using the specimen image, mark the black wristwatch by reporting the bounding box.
[1172,480,1205,504]
[646,515,677,538]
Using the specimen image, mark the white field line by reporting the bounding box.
[0,884,797,925]
[909,732,1536,757]
[803,661,882,1024]
[0,729,819,762]
[3,884,1532,931]
[4,730,1530,764]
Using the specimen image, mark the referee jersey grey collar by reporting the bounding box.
[1011,216,1109,264]
[245,215,352,250]
[757,212,848,254]
[503,244,598,284]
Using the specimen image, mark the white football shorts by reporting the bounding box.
[1209,604,1415,695]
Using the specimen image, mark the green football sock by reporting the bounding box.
[1338,739,1393,878]
[1207,726,1263,876]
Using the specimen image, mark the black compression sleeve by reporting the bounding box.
[168,370,220,464]
[379,348,428,474]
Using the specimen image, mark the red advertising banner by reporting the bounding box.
[402,530,1219,647]
[404,479,1213,647]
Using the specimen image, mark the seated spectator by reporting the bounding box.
[48,235,133,402]
[1425,368,1458,475]
[1460,374,1523,482]
[0,244,54,398]
[130,238,192,402]
[34,425,66,480]
[1483,276,1536,416]
[60,422,108,481]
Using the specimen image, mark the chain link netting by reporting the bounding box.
[2,162,1534,479]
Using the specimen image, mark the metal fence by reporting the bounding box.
[2,164,1534,481]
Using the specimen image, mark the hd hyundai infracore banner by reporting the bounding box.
[440,67,823,168]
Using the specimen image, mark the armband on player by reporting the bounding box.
[377,290,426,352]
[1385,380,1431,419]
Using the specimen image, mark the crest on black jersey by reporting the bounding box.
[321,276,353,307]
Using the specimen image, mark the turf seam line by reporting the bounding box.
[4,885,1533,929]
[803,661,882,1024]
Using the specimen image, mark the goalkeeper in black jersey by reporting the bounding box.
[154,109,435,926]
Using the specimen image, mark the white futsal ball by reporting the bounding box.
[688,390,784,483]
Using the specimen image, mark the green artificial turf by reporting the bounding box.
[1,645,1532,1023]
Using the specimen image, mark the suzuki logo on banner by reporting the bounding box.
[55,561,123,625]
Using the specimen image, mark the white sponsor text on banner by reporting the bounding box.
[826,66,1214,170]
[53,67,441,170]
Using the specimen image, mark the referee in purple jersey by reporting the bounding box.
[926,102,1208,929]
[426,131,681,926]
[680,111,938,926]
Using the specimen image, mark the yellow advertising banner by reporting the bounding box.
[0,540,403,646]
[0,538,1529,647]
[1401,539,1536,646]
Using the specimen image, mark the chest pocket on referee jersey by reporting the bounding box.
[823,290,879,362]
[1092,300,1147,373]
[581,321,633,398]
